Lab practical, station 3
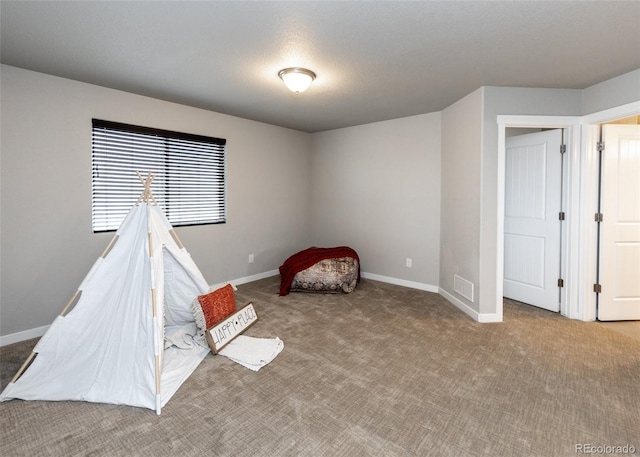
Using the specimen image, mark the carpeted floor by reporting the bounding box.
[1,276,638,457]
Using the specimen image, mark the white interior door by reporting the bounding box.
[597,124,640,321]
[504,129,562,312]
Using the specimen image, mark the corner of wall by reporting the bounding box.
[581,68,640,116]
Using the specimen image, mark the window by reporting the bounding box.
[92,119,226,232]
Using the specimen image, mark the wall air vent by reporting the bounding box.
[454,275,474,302]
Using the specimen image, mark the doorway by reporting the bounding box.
[596,120,640,321]
[503,129,564,312]
[497,115,581,321]
[498,102,640,322]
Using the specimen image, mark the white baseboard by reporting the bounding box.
[1,271,281,348]
[3,270,502,346]
[476,313,502,323]
[439,288,502,323]
[231,269,280,286]
[210,270,279,290]
[0,324,49,347]
[363,273,501,322]
[361,272,439,293]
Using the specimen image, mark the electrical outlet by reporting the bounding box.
[248,254,254,263]
[405,258,412,268]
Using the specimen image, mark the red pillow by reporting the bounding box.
[197,284,236,329]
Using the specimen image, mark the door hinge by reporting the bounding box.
[558,278,564,288]
[559,211,566,221]
[597,141,604,153]
[595,213,604,223]
[593,283,602,293]
[560,144,567,154]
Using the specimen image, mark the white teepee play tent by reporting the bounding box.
[0,173,211,414]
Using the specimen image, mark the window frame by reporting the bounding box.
[91,119,227,233]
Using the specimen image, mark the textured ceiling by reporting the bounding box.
[1,1,639,132]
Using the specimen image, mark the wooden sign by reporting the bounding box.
[206,302,258,354]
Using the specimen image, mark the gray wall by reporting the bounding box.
[0,65,312,337]
[479,87,583,316]
[309,113,441,288]
[581,69,640,115]
[2,63,638,339]
[444,75,639,319]
[440,89,483,313]
[440,87,585,318]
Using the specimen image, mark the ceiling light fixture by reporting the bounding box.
[278,67,316,94]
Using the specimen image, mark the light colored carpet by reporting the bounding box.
[1,276,638,457]
[599,320,640,343]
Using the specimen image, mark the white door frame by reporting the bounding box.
[504,129,564,312]
[581,101,640,321]
[498,116,580,321]
[497,100,640,322]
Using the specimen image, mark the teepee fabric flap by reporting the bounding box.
[0,201,210,413]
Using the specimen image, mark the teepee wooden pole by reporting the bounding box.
[10,352,37,383]
[59,289,81,317]
[145,201,163,414]
[10,229,120,384]
[60,229,118,316]
[11,288,81,382]
[169,229,185,250]
[135,171,159,206]
[152,279,161,414]
[99,233,119,259]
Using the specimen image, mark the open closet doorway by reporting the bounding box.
[596,117,640,321]
[503,128,565,312]
[499,104,639,322]
[497,115,581,322]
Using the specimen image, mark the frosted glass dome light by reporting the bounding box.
[278,67,316,94]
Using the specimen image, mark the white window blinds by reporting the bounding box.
[92,119,226,232]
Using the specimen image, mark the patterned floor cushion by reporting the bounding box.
[289,257,359,293]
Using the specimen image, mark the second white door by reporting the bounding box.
[504,129,563,312]
[597,124,640,321]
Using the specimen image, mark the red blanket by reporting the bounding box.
[279,246,361,296]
